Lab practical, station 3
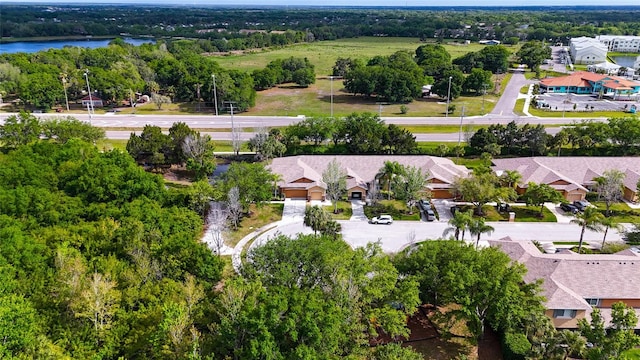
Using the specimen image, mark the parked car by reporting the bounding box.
[369,214,393,225]
[418,199,430,211]
[450,206,460,215]
[496,202,511,213]
[425,209,436,222]
[573,200,589,211]
[560,203,579,214]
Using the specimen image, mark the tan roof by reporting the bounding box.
[269,155,470,191]
[492,157,640,193]
[490,238,640,319]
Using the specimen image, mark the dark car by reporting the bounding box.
[560,203,579,214]
[418,199,430,211]
[450,206,460,215]
[573,200,589,211]
[424,209,436,222]
[496,202,510,213]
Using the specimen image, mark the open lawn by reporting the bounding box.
[324,201,353,220]
[212,37,502,75]
[458,204,556,222]
[225,203,284,247]
[364,200,421,221]
[96,139,127,151]
[591,201,640,223]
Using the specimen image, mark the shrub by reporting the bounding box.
[501,332,530,360]
[400,105,409,114]
[601,243,630,254]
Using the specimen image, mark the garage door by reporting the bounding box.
[309,191,324,200]
[566,192,584,202]
[285,189,307,199]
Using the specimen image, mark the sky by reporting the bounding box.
[12,0,640,5]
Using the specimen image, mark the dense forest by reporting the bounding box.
[2,5,640,44]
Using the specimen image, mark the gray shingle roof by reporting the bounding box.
[269,155,470,191]
[490,238,640,311]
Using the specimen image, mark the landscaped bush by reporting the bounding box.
[501,332,530,360]
[601,243,630,254]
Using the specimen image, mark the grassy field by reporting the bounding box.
[225,203,284,247]
[591,201,640,223]
[364,200,421,221]
[211,37,499,75]
[458,204,557,222]
[324,201,353,220]
[623,348,640,359]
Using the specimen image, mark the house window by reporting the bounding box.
[553,309,577,318]
[585,298,601,306]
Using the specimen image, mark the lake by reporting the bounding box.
[0,38,155,54]
[611,55,640,68]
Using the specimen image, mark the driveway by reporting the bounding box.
[491,66,535,117]
[432,199,455,222]
[282,199,307,223]
[545,203,574,223]
[350,200,368,221]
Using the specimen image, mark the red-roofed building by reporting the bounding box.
[540,71,640,97]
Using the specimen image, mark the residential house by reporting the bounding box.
[80,95,103,108]
[490,237,640,329]
[268,155,470,201]
[492,157,640,202]
[539,71,640,97]
[569,37,608,65]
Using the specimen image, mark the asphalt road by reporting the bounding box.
[248,219,623,254]
[0,112,605,130]
[491,66,535,117]
[105,127,563,142]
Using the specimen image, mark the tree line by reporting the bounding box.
[4,5,640,45]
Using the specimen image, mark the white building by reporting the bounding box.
[596,35,640,53]
[569,37,608,65]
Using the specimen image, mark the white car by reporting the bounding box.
[369,214,393,225]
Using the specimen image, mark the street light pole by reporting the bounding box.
[212,74,219,116]
[446,76,452,118]
[83,70,93,121]
[60,73,70,111]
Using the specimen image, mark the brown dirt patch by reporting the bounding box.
[162,165,193,185]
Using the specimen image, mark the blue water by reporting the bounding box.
[0,38,155,54]
[611,55,639,68]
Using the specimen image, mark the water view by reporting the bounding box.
[611,55,640,68]
[0,38,155,54]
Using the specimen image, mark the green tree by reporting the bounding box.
[0,111,42,148]
[463,68,493,94]
[452,171,516,215]
[578,302,640,359]
[377,160,405,200]
[19,71,64,109]
[371,343,423,360]
[522,182,564,216]
[600,216,625,250]
[182,133,216,181]
[570,207,605,254]
[393,165,430,214]
[443,209,473,241]
[468,217,495,248]
[221,162,276,211]
[322,158,347,213]
[41,116,105,144]
[342,112,386,154]
[593,169,625,217]
[383,124,417,154]
[517,41,551,75]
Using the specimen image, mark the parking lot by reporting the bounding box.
[535,93,639,113]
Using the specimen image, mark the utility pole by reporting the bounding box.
[458,105,466,147]
[195,83,201,112]
[83,70,93,121]
[212,74,219,116]
[446,76,452,118]
[329,75,335,118]
[482,83,488,114]
[60,73,70,111]
[225,101,239,155]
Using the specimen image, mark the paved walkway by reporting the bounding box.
[350,200,367,221]
[282,199,307,222]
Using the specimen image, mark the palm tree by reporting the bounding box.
[570,207,605,254]
[468,217,495,249]
[443,209,473,241]
[377,161,404,200]
[557,329,586,360]
[500,170,522,190]
[600,216,625,249]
